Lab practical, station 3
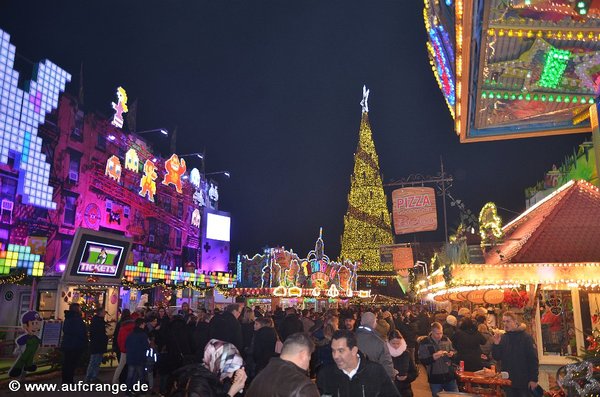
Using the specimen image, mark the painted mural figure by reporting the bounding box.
[111,86,128,129]
[162,154,187,193]
[9,311,42,378]
[139,160,158,202]
[96,248,108,264]
[105,155,122,183]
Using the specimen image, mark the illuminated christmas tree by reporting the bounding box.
[340,86,394,272]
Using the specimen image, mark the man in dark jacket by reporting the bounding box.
[316,329,400,397]
[85,308,108,382]
[355,312,396,379]
[125,318,149,393]
[61,303,87,384]
[418,322,458,397]
[250,316,278,375]
[246,332,320,397]
[492,311,539,397]
[208,303,243,352]
[278,307,304,342]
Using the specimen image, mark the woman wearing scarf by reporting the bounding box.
[170,339,247,397]
[388,330,418,397]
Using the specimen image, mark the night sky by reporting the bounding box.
[0,1,587,258]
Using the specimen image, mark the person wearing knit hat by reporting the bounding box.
[356,312,397,379]
[443,315,458,340]
[457,308,471,319]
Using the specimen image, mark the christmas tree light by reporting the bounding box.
[340,88,394,272]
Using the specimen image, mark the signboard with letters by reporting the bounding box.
[392,187,438,235]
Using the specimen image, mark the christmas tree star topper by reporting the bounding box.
[360,85,370,113]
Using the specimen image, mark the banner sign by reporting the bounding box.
[392,187,437,235]
[392,246,414,271]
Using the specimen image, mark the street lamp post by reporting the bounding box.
[136,128,169,136]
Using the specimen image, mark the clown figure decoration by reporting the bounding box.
[9,311,42,377]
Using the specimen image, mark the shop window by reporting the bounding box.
[60,237,73,261]
[175,229,182,248]
[540,290,576,356]
[37,291,57,319]
[64,194,77,225]
[96,134,107,151]
[0,175,17,201]
[68,151,81,184]
[177,202,183,218]
[70,110,84,141]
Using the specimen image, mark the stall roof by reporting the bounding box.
[486,180,600,264]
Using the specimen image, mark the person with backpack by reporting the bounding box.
[388,330,417,397]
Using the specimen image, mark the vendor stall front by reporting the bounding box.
[234,229,371,311]
[419,180,600,365]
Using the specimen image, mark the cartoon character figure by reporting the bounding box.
[193,190,206,207]
[162,154,186,193]
[208,183,219,207]
[111,86,128,128]
[9,311,42,378]
[191,209,201,227]
[125,148,139,172]
[0,29,71,210]
[190,168,201,188]
[105,155,122,183]
[139,160,158,202]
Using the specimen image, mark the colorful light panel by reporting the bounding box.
[0,29,71,209]
[538,48,571,89]
[123,261,236,287]
[0,244,45,276]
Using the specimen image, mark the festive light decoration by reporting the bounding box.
[0,272,26,285]
[480,91,595,104]
[111,87,128,128]
[0,244,44,277]
[191,209,201,227]
[327,284,340,298]
[122,261,236,288]
[105,155,122,183]
[125,148,140,172]
[340,90,394,271]
[479,202,503,247]
[487,28,600,42]
[0,29,71,210]
[538,48,571,89]
[559,361,600,396]
[162,154,187,194]
[139,159,158,202]
[454,0,464,135]
[190,168,201,188]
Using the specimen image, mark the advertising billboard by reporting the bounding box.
[62,228,132,284]
[392,187,437,235]
[200,209,231,273]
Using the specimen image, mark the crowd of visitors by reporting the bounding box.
[57,301,539,397]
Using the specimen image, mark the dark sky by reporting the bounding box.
[0,1,587,258]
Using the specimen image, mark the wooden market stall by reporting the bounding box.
[419,180,600,365]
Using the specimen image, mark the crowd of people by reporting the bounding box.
[59,301,540,397]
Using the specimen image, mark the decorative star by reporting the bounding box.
[360,85,370,113]
[559,361,600,396]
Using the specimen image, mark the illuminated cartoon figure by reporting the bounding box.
[208,183,219,207]
[190,168,201,188]
[111,86,128,128]
[139,160,158,202]
[125,148,139,172]
[105,155,122,183]
[162,154,186,193]
[0,29,71,210]
[191,208,201,227]
[9,311,42,377]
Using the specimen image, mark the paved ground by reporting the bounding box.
[0,365,437,397]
